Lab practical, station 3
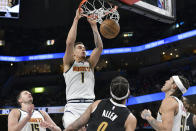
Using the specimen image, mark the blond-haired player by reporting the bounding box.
[141,75,190,131]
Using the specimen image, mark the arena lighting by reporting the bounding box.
[32,87,45,93]
[180,21,184,25]
[193,49,196,54]
[176,23,180,28]
[0,86,196,115]
[123,32,133,37]
[0,29,196,62]
[46,39,55,46]
[0,40,5,46]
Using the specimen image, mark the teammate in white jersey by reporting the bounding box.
[62,8,103,130]
[8,90,61,131]
[141,75,190,131]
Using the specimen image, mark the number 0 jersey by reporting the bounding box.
[18,109,46,131]
[87,99,131,131]
[63,61,95,100]
[157,96,187,131]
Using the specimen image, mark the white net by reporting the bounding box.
[80,0,120,24]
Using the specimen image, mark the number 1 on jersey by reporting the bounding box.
[81,72,84,83]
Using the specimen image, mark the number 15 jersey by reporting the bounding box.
[18,109,46,131]
[63,61,95,100]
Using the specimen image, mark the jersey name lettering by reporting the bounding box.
[29,118,43,122]
[73,66,90,72]
[102,110,118,121]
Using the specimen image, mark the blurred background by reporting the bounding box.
[0,0,196,130]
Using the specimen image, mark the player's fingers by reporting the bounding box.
[81,14,88,18]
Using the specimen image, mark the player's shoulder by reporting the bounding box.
[10,108,20,113]
[163,96,179,103]
[63,60,75,73]
[9,108,20,117]
[91,100,102,111]
[127,113,137,121]
[161,96,179,108]
[92,100,102,107]
[125,113,137,127]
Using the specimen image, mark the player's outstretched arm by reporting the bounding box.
[65,105,92,131]
[63,9,83,69]
[8,104,34,131]
[40,111,61,131]
[125,114,137,131]
[65,100,101,131]
[141,97,177,131]
[87,18,103,68]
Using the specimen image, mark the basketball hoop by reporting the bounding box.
[79,0,120,24]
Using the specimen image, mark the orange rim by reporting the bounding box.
[79,0,88,9]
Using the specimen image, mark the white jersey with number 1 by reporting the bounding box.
[63,61,95,100]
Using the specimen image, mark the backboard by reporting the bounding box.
[0,0,20,18]
[106,0,176,23]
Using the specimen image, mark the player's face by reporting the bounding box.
[18,91,33,104]
[74,44,86,59]
[161,77,174,92]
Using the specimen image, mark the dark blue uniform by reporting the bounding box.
[87,99,131,131]
[186,113,196,131]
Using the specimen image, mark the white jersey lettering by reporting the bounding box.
[102,110,118,121]
[18,109,45,131]
[63,61,95,100]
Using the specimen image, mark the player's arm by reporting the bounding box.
[8,109,32,131]
[65,100,101,131]
[141,97,177,131]
[125,114,137,131]
[193,115,196,128]
[40,111,61,131]
[63,9,82,70]
[87,18,103,68]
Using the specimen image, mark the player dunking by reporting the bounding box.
[62,8,103,129]
[65,76,137,131]
[8,90,61,131]
[141,75,190,131]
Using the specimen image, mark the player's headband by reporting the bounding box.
[110,83,130,100]
[172,76,187,94]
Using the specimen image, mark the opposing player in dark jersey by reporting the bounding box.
[182,97,196,131]
[8,90,61,131]
[65,76,137,131]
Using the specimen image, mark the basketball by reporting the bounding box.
[100,19,120,39]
